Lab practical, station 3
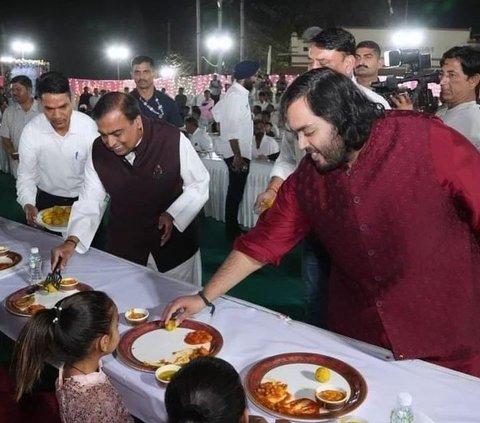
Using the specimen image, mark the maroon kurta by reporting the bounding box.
[236,110,480,376]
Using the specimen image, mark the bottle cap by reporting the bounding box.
[30,247,39,254]
[397,392,412,407]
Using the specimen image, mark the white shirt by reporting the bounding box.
[252,135,280,159]
[67,133,210,253]
[353,77,391,110]
[436,101,480,149]
[189,128,213,152]
[212,81,253,160]
[16,110,98,208]
[0,99,41,148]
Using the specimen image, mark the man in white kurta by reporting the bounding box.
[16,72,98,226]
[435,46,480,149]
[51,92,209,286]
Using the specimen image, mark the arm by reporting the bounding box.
[1,137,16,158]
[16,125,40,224]
[51,146,108,270]
[165,133,210,232]
[430,120,480,230]
[162,250,264,323]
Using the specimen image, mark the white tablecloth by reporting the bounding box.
[0,217,479,423]
[201,156,273,228]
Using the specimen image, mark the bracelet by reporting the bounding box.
[197,290,216,316]
[65,238,78,248]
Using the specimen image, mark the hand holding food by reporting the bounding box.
[24,204,39,226]
[162,295,206,324]
[51,237,78,271]
[254,189,276,214]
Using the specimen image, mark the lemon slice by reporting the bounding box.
[315,366,331,383]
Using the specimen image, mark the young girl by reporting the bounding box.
[165,356,276,423]
[14,290,133,423]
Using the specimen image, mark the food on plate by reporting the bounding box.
[165,319,177,331]
[256,381,320,415]
[184,330,213,345]
[12,294,35,310]
[26,304,46,314]
[0,259,14,271]
[314,366,331,383]
[315,387,348,410]
[145,346,210,368]
[317,389,346,402]
[0,246,9,255]
[39,282,58,293]
[41,206,71,226]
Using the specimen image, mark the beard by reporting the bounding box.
[243,79,254,91]
[306,133,348,172]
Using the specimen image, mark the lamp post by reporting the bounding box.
[11,40,34,60]
[205,33,233,74]
[106,45,130,80]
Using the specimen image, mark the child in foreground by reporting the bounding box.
[14,290,133,422]
[165,355,288,423]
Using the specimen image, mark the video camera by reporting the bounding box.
[371,49,440,112]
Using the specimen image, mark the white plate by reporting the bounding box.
[35,207,70,233]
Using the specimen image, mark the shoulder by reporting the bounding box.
[71,110,98,130]
[143,115,180,138]
[155,91,175,105]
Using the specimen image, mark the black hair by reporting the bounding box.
[356,40,381,57]
[11,75,33,90]
[14,291,116,401]
[92,91,141,121]
[280,68,385,151]
[309,27,356,55]
[440,46,480,77]
[131,55,155,68]
[36,71,70,98]
[185,116,199,127]
[165,356,246,423]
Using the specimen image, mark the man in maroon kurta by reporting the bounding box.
[163,68,480,377]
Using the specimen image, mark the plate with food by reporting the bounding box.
[0,249,22,273]
[245,352,367,422]
[35,206,72,232]
[116,319,223,372]
[4,280,93,317]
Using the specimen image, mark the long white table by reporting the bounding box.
[0,217,479,423]
[201,156,273,228]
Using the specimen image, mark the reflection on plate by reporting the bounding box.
[0,251,22,272]
[245,352,367,422]
[4,281,93,317]
[116,320,223,372]
[35,206,71,233]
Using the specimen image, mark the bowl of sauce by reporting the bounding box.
[155,364,181,384]
[315,386,348,410]
[125,308,149,325]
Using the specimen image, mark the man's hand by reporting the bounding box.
[254,189,276,214]
[232,154,247,172]
[162,294,206,325]
[158,212,174,246]
[24,204,39,226]
[390,92,414,110]
[51,238,78,271]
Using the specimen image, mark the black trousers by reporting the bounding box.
[223,157,250,229]
[36,189,78,210]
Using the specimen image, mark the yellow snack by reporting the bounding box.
[315,366,331,383]
[165,320,177,331]
[46,283,57,293]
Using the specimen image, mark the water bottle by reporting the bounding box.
[390,392,414,423]
[28,247,43,285]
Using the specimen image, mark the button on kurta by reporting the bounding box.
[368,249,375,256]
[359,224,368,231]
[353,196,361,204]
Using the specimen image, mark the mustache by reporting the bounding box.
[356,65,369,69]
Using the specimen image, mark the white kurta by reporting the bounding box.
[212,81,253,160]
[436,101,480,149]
[251,135,280,159]
[189,128,213,152]
[16,110,99,208]
[67,133,210,254]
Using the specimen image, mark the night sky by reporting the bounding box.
[1,0,479,79]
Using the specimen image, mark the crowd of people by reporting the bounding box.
[1,25,479,423]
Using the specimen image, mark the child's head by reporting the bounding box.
[14,291,118,400]
[165,356,247,423]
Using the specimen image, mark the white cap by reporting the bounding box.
[30,247,39,254]
[397,392,413,407]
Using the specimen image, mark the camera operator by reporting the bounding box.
[355,40,383,89]
[435,46,480,148]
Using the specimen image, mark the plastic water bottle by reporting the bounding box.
[28,247,43,285]
[390,392,414,423]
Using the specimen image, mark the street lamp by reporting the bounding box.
[205,32,233,74]
[11,40,34,59]
[106,45,130,80]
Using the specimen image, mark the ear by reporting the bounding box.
[379,58,384,68]
[345,55,356,76]
[468,73,480,89]
[134,115,143,130]
[99,334,110,353]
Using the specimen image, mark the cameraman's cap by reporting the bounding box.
[233,60,260,80]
